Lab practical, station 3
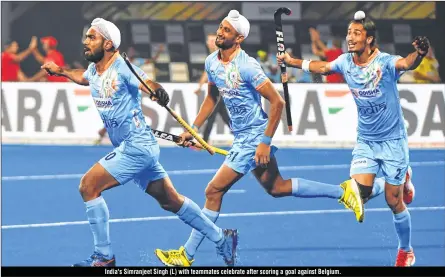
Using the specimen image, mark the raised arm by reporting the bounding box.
[41,61,89,85]
[395,36,429,71]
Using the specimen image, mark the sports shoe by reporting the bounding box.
[395,248,415,266]
[216,229,238,266]
[403,166,415,205]
[339,179,365,223]
[72,251,116,267]
[154,246,194,267]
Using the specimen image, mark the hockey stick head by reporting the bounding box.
[275,7,292,17]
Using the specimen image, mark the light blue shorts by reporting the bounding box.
[350,137,409,185]
[99,140,168,191]
[224,132,278,175]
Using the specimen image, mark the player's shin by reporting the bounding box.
[176,197,224,247]
[291,178,343,199]
[393,208,412,251]
[184,208,220,259]
[85,196,113,258]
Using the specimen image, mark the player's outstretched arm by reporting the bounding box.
[277,52,332,75]
[41,62,88,85]
[395,36,429,71]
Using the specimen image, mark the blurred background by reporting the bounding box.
[2,1,444,84]
[1,1,444,267]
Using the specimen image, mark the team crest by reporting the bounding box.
[100,70,119,98]
[224,63,241,89]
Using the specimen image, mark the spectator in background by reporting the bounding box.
[256,50,280,83]
[413,46,441,83]
[127,44,165,67]
[29,36,68,82]
[1,37,37,82]
[309,28,344,83]
[193,33,231,143]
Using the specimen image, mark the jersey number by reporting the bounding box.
[105,152,116,161]
[228,151,239,162]
[395,168,402,180]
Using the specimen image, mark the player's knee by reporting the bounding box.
[79,175,98,198]
[205,183,224,203]
[385,187,403,213]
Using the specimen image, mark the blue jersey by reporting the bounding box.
[330,49,407,141]
[83,53,156,147]
[205,49,269,134]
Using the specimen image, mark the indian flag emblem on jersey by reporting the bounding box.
[361,62,382,89]
[225,63,241,89]
[101,70,119,98]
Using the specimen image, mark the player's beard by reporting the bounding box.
[84,48,105,63]
[215,38,234,50]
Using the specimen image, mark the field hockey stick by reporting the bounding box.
[151,129,228,156]
[121,52,215,155]
[274,7,293,132]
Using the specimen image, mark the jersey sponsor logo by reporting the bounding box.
[357,101,387,116]
[93,97,114,110]
[351,88,382,99]
[227,105,248,116]
[351,158,368,168]
[218,87,240,97]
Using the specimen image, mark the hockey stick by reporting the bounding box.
[121,52,215,155]
[274,7,293,132]
[151,129,228,156]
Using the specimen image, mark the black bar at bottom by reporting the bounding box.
[2,266,445,277]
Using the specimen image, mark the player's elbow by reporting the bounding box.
[273,97,285,110]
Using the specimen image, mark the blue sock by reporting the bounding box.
[184,208,219,260]
[393,209,412,251]
[85,196,113,258]
[292,178,343,199]
[368,177,385,201]
[176,198,224,250]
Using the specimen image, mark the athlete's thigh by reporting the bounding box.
[252,156,284,191]
[99,140,156,187]
[350,138,379,186]
[207,164,244,194]
[225,132,278,175]
[82,162,120,194]
[378,138,409,186]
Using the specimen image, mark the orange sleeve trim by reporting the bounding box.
[255,79,270,91]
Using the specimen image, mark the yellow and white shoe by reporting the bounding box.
[154,246,194,267]
[339,179,365,223]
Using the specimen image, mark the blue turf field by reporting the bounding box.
[1,145,444,266]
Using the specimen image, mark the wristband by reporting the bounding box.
[261,135,272,146]
[302,60,312,73]
[191,124,199,131]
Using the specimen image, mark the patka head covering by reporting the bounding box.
[224,10,250,39]
[90,18,121,49]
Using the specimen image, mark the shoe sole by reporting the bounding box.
[154,250,181,267]
[350,179,365,223]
